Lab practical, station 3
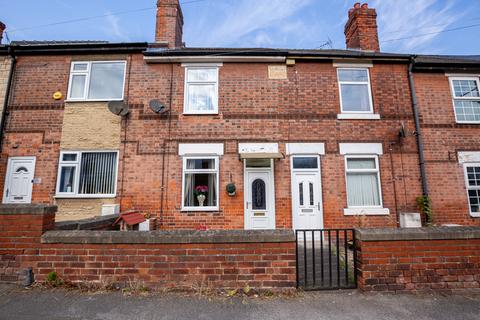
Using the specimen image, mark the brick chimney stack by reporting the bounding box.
[155,0,184,48]
[344,3,380,52]
[0,22,6,45]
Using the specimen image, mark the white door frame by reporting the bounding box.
[244,159,276,230]
[290,155,324,230]
[3,156,36,204]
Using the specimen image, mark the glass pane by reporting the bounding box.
[452,80,479,98]
[338,69,368,82]
[309,182,314,206]
[454,100,480,122]
[245,159,271,168]
[347,158,376,169]
[347,172,380,206]
[187,68,217,82]
[468,190,480,213]
[62,153,77,162]
[15,166,28,173]
[183,173,217,207]
[293,157,318,169]
[88,62,125,100]
[59,166,76,193]
[341,84,371,112]
[299,182,304,206]
[70,74,86,99]
[73,63,88,71]
[78,152,117,195]
[467,166,480,186]
[252,179,266,210]
[187,84,216,112]
[186,158,215,170]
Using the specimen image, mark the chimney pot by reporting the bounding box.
[344,3,380,52]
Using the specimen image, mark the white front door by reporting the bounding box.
[3,157,36,204]
[244,160,275,230]
[291,156,323,230]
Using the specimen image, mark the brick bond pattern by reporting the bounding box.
[356,232,480,293]
[0,207,296,289]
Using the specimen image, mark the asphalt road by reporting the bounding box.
[0,284,479,320]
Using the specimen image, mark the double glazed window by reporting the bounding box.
[184,66,219,114]
[450,78,480,123]
[345,156,382,207]
[56,151,118,197]
[337,68,373,113]
[182,157,219,210]
[464,164,480,215]
[68,61,126,101]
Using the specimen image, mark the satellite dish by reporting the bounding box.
[108,101,129,116]
[149,99,168,114]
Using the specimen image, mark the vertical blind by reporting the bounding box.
[78,152,117,195]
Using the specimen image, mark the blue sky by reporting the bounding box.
[1,0,479,55]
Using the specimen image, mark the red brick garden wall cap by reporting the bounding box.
[0,204,57,215]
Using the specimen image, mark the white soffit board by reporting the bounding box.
[333,60,373,68]
[339,143,383,155]
[178,143,224,156]
[286,143,325,155]
[238,143,278,154]
[458,151,480,163]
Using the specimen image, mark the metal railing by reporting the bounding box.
[295,229,357,290]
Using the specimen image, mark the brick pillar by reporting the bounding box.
[344,3,380,52]
[0,204,57,283]
[155,0,184,48]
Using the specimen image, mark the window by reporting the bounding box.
[68,61,126,101]
[56,151,118,197]
[337,68,373,113]
[345,156,382,207]
[183,65,219,114]
[464,164,480,216]
[450,77,480,123]
[292,157,318,169]
[182,157,219,210]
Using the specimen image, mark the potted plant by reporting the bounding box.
[195,185,208,207]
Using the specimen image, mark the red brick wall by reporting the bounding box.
[1,52,421,230]
[414,72,480,226]
[0,207,296,290]
[357,237,480,293]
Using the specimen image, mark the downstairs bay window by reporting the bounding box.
[56,151,118,198]
[182,156,219,211]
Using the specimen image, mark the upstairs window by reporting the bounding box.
[337,68,373,113]
[183,65,220,114]
[68,61,126,101]
[450,77,480,123]
[56,151,118,197]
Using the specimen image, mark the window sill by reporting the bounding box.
[181,207,219,212]
[456,121,480,125]
[54,195,116,199]
[337,113,380,120]
[344,207,390,216]
[470,212,480,218]
[182,112,219,116]
[65,99,124,103]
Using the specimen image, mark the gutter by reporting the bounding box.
[408,56,430,207]
[143,55,286,63]
[0,47,16,153]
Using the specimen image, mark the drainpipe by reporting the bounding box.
[408,57,430,209]
[0,47,16,154]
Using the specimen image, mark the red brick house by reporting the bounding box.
[0,1,478,230]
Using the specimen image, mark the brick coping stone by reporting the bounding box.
[0,204,57,215]
[356,226,480,241]
[42,229,296,244]
[55,214,119,230]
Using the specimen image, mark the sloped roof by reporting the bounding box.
[113,211,146,226]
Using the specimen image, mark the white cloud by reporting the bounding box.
[187,0,313,47]
[102,11,130,42]
[371,0,465,53]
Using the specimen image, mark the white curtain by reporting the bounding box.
[347,173,380,206]
[184,160,196,207]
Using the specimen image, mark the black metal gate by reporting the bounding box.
[296,229,357,290]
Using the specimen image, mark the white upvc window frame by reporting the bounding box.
[449,76,480,124]
[463,162,480,217]
[337,67,374,114]
[344,154,384,210]
[181,155,220,211]
[67,61,127,102]
[55,150,119,198]
[182,63,221,115]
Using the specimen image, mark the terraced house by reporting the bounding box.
[0,1,479,231]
